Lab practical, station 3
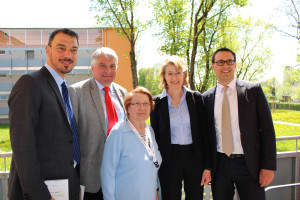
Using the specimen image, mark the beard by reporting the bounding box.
[49,55,76,75]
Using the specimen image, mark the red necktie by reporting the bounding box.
[103,87,118,136]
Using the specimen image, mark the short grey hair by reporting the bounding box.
[91,47,118,67]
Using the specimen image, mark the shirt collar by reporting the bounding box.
[160,86,189,103]
[95,80,113,92]
[44,63,65,86]
[216,78,236,93]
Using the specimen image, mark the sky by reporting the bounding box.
[1,0,298,83]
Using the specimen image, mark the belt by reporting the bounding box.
[217,152,244,159]
[171,144,193,150]
[229,154,244,159]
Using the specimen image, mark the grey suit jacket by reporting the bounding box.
[203,79,276,179]
[69,78,127,193]
[8,67,80,200]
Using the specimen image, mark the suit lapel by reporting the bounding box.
[236,79,246,133]
[112,83,126,111]
[160,96,171,143]
[186,91,196,140]
[42,67,69,120]
[209,86,216,123]
[207,86,217,145]
[90,78,107,135]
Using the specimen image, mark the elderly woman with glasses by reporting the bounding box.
[150,56,212,200]
[100,86,162,200]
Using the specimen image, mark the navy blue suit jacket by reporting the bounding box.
[203,79,276,179]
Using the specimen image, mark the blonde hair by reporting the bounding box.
[159,55,188,89]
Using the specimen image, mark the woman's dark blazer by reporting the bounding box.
[150,90,212,171]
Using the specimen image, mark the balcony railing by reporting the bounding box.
[1,136,300,200]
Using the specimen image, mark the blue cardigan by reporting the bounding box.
[100,121,162,200]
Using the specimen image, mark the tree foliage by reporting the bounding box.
[219,17,273,81]
[152,0,189,56]
[138,65,163,96]
[91,0,147,88]
[274,0,300,42]
[151,0,256,92]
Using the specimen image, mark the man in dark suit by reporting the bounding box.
[203,48,276,200]
[8,28,80,200]
[69,47,127,200]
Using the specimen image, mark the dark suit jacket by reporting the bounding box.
[203,79,276,179]
[8,67,80,200]
[150,90,211,174]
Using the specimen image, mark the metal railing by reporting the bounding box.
[0,152,12,172]
[1,136,300,200]
[266,183,300,192]
[276,135,300,152]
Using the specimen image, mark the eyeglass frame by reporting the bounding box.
[213,59,236,66]
[129,102,151,107]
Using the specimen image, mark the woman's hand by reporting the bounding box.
[201,169,211,186]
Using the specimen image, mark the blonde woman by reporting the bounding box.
[150,56,211,200]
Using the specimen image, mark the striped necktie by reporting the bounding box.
[61,82,80,164]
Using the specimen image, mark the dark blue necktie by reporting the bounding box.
[61,81,80,164]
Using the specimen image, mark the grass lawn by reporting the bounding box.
[0,124,10,153]
[0,124,11,171]
[0,110,299,171]
[271,109,300,124]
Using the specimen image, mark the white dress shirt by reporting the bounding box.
[214,78,244,154]
[95,80,125,130]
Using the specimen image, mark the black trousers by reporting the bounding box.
[159,144,203,200]
[212,152,265,200]
[83,188,103,200]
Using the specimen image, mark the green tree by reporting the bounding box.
[267,77,279,96]
[91,0,147,88]
[219,17,273,81]
[152,0,189,56]
[138,65,163,96]
[274,0,300,42]
[151,0,248,91]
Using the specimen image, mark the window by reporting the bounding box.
[27,50,34,60]
[0,50,5,55]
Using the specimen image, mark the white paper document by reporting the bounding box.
[45,179,69,200]
[80,185,85,200]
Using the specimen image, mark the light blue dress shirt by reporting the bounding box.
[160,87,193,144]
[100,121,162,200]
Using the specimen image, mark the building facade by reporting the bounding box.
[0,28,133,117]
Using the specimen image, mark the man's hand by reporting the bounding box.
[201,169,211,186]
[259,169,274,187]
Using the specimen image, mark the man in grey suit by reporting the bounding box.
[69,47,127,200]
[203,48,276,200]
[8,28,80,199]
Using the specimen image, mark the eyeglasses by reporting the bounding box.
[214,59,235,66]
[130,102,150,107]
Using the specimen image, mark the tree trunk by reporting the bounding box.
[130,41,138,88]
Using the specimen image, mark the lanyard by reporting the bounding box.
[127,119,159,168]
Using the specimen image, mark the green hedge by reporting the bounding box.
[268,102,300,111]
